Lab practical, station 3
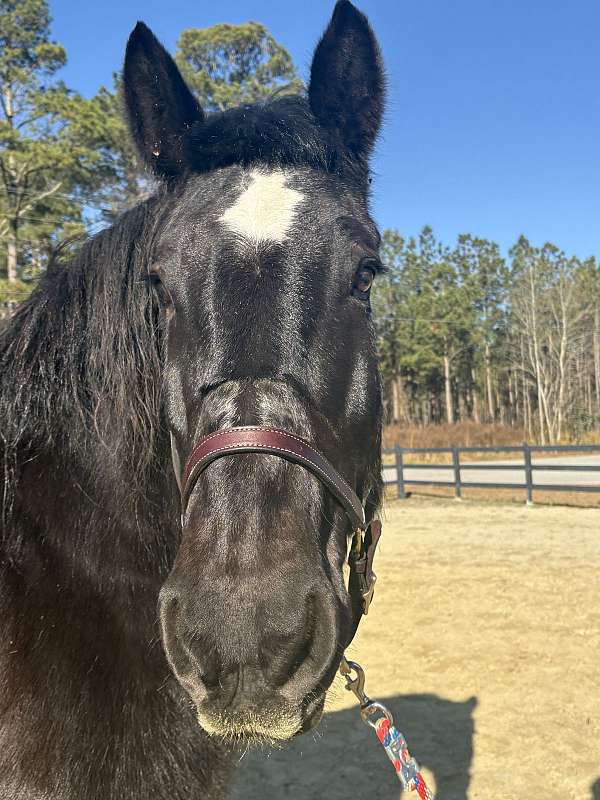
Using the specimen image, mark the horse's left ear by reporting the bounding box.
[123,22,203,179]
[308,1,385,162]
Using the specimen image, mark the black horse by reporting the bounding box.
[0,2,385,797]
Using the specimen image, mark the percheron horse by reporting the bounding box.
[0,2,385,797]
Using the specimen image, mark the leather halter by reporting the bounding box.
[171,426,381,637]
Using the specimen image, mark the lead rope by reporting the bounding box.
[340,658,435,799]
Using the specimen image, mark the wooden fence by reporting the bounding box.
[383,443,600,503]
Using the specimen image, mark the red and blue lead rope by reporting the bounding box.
[340,657,435,799]
[374,717,435,800]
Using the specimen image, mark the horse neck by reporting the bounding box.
[7,426,179,602]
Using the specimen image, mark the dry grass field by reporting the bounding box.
[233,497,600,799]
[382,422,600,451]
[382,421,528,451]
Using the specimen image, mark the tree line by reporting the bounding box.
[0,0,298,296]
[2,1,598,444]
[375,228,600,443]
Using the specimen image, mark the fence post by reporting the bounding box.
[395,445,407,499]
[452,446,462,500]
[523,442,534,505]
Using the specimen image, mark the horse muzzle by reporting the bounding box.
[158,576,339,742]
[160,425,381,741]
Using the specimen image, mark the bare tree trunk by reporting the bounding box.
[458,390,467,422]
[485,343,495,421]
[443,352,454,423]
[495,388,502,422]
[525,389,532,439]
[391,374,409,424]
[526,268,547,444]
[555,289,569,442]
[2,86,18,282]
[471,369,481,424]
[422,398,429,426]
[391,379,400,424]
[520,336,532,439]
[594,308,600,412]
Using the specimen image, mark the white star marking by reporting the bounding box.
[219,170,304,245]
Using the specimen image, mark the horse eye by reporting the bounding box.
[353,265,376,297]
[355,268,374,293]
[148,269,173,307]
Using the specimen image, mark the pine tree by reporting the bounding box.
[176,21,301,111]
[0,0,122,288]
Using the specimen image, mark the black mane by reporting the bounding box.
[0,198,166,537]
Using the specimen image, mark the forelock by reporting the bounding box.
[182,95,368,191]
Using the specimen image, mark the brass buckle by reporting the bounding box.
[351,527,363,560]
[362,574,376,615]
[349,527,378,615]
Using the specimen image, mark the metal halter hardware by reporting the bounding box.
[171,426,381,622]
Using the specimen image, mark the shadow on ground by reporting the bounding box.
[233,693,477,800]
[591,778,600,799]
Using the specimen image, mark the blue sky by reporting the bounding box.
[50,0,599,258]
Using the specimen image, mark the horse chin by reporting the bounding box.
[195,693,326,746]
[196,708,301,746]
[296,692,326,735]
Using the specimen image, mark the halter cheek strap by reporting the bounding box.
[170,426,381,636]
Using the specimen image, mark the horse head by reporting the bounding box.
[122,0,385,743]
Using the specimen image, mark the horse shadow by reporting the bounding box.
[233,693,477,800]
[591,778,600,799]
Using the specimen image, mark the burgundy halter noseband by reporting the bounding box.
[171,426,381,636]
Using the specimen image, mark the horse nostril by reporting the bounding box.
[276,590,339,702]
[159,595,182,666]
[159,591,224,697]
[159,593,205,693]
[258,593,319,688]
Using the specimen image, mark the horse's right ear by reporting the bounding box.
[123,22,203,179]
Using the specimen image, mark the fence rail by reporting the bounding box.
[383,443,600,504]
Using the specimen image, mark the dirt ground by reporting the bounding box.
[232,497,600,799]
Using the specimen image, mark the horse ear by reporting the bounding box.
[308,1,385,162]
[123,22,203,179]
